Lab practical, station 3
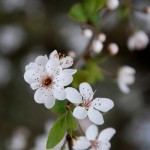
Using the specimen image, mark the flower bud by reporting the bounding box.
[108,43,119,55]
[98,33,106,42]
[92,39,103,53]
[68,51,76,58]
[144,6,150,14]
[106,0,119,10]
[82,28,93,38]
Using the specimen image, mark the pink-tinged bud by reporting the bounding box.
[82,28,93,38]
[92,39,103,53]
[108,43,119,55]
[68,51,76,58]
[98,33,106,43]
[144,6,150,14]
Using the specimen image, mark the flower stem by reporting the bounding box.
[67,133,73,150]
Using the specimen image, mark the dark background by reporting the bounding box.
[0,0,150,149]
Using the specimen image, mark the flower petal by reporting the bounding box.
[46,60,60,76]
[88,108,104,125]
[73,106,87,120]
[65,87,82,104]
[79,82,94,100]
[25,62,38,71]
[62,69,77,75]
[44,95,55,109]
[92,98,114,112]
[86,124,98,141]
[54,73,73,86]
[24,69,42,84]
[73,136,91,150]
[49,50,59,63]
[60,56,73,68]
[98,128,116,142]
[35,55,48,66]
[52,87,66,100]
[34,87,52,105]
[30,82,41,90]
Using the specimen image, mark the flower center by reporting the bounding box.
[42,76,53,87]
[54,53,65,59]
[82,100,91,109]
[91,140,99,149]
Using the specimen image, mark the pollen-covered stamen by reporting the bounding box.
[42,76,53,87]
[82,100,91,109]
[91,140,99,149]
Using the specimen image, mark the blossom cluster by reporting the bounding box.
[24,50,116,150]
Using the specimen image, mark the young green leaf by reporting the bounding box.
[51,100,67,114]
[69,3,87,23]
[46,115,67,149]
[66,111,78,132]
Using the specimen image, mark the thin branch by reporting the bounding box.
[66,134,73,150]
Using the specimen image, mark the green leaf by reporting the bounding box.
[66,111,78,134]
[72,70,89,88]
[95,0,105,11]
[51,100,67,114]
[119,5,130,19]
[83,0,105,15]
[88,13,100,26]
[86,61,104,83]
[69,3,87,23]
[46,115,67,149]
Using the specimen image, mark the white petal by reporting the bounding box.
[25,62,38,71]
[88,108,104,125]
[98,128,116,142]
[73,136,91,150]
[79,82,94,100]
[73,106,87,120]
[30,82,41,90]
[24,69,42,84]
[98,141,111,150]
[59,56,73,68]
[46,60,60,76]
[54,73,73,86]
[52,87,66,100]
[34,88,53,106]
[62,69,77,75]
[118,81,130,94]
[86,124,98,141]
[65,87,82,104]
[44,95,55,109]
[35,55,48,66]
[92,98,114,112]
[49,50,59,63]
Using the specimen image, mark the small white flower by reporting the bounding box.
[127,31,149,51]
[73,124,116,150]
[66,82,114,125]
[106,0,119,10]
[108,43,119,55]
[82,28,93,38]
[24,50,76,109]
[117,66,136,94]
[92,39,103,54]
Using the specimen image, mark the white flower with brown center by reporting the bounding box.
[65,82,114,125]
[24,50,76,109]
[73,124,116,150]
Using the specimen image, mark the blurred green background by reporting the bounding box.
[0,0,150,149]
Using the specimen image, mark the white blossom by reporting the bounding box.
[108,43,119,55]
[73,124,116,150]
[24,50,76,109]
[92,39,103,54]
[82,28,93,38]
[127,31,149,51]
[117,66,136,94]
[106,0,119,10]
[66,82,114,125]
